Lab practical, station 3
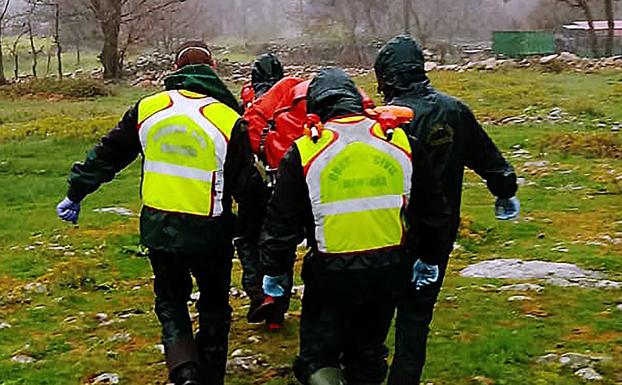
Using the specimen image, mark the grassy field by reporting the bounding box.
[0,69,621,385]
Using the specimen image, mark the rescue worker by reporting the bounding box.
[259,68,451,385]
[240,53,285,109]
[374,35,520,385]
[56,41,268,385]
[236,53,285,327]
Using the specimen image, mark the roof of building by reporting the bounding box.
[563,20,622,30]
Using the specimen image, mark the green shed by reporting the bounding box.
[492,31,556,57]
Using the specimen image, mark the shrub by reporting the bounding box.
[0,78,111,99]
[544,132,622,159]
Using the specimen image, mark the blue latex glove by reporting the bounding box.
[495,196,520,220]
[412,259,440,291]
[262,275,289,298]
[56,197,80,224]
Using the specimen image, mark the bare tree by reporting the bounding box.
[24,2,44,77]
[604,0,615,56]
[81,0,186,79]
[8,25,26,79]
[559,0,599,56]
[0,0,11,85]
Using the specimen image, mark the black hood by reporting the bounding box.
[374,35,429,101]
[307,68,364,123]
[251,53,284,97]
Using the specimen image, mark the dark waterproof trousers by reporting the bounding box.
[235,236,293,323]
[387,255,449,385]
[149,245,233,385]
[294,257,407,385]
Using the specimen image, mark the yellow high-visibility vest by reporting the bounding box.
[295,116,413,255]
[137,90,239,217]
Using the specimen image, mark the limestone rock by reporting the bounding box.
[93,207,135,217]
[461,259,620,289]
[460,259,600,280]
[91,373,120,384]
[540,54,559,65]
[536,353,559,364]
[574,367,603,381]
[559,353,592,369]
[499,283,544,293]
[11,354,36,364]
[508,295,532,302]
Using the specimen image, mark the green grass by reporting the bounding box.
[0,70,621,384]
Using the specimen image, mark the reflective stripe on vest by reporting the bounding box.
[138,90,239,217]
[295,116,413,254]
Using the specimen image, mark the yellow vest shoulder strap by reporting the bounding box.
[200,102,240,141]
[295,129,337,171]
[370,123,412,156]
[138,91,174,126]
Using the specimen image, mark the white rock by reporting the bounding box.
[93,207,135,217]
[11,354,36,364]
[92,373,120,384]
[523,161,549,168]
[461,259,620,289]
[558,52,580,62]
[291,285,305,298]
[560,353,592,369]
[499,283,544,293]
[154,344,165,354]
[539,54,559,65]
[108,332,131,343]
[0,322,12,329]
[573,367,603,381]
[425,62,439,72]
[536,353,559,364]
[616,304,622,310]
[482,58,499,70]
[23,282,47,294]
[460,259,600,280]
[508,295,532,302]
[247,336,261,344]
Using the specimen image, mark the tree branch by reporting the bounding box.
[121,0,183,23]
[0,0,11,22]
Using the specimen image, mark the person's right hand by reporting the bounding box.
[495,196,520,220]
[56,197,80,224]
[412,259,440,291]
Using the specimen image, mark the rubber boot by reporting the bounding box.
[247,296,276,324]
[171,362,201,385]
[308,367,347,385]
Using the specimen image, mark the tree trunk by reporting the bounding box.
[604,0,615,56]
[28,23,37,77]
[12,42,18,80]
[0,0,10,85]
[0,25,6,85]
[403,0,410,35]
[55,2,63,80]
[101,17,121,79]
[76,40,81,66]
[96,0,122,80]
[580,0,599,57]
[13,53,18,79]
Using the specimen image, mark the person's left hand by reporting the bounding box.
[262,275,289,297]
